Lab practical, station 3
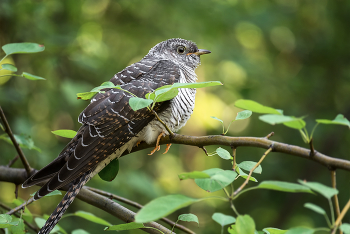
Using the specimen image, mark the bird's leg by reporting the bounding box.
[148,132,165,155]
[163,144,172,154]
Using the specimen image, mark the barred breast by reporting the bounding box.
[138,66,197,145]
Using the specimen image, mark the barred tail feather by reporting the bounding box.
[38,172,91,234]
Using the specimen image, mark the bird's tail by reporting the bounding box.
[38,172,91,234]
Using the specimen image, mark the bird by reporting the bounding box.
[22,38,211,234]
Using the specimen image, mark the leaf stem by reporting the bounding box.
[152,110,174,137]
[232,186,258,200]
[310,123,320,140]
[0,54,8,64]
[230,201,240,216]
[223,187,230,198]
[0,74,20,78]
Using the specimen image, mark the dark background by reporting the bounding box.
[0,0,349,233]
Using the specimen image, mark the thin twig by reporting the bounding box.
[0,201,39,233]
[6,197,34,215]
[332,198,350,234]
[7,155,19,167]
[233,145,274,197]
[200,146,209,156]
[86,187,195,234]
[152,110,174,137]
[331,170,342,234]
[265,132,274,139]
[0,107,32,176]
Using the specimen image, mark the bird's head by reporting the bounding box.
[146,38,211,69]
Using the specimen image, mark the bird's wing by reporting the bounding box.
[23,59,181,200]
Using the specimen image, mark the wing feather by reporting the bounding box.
[23,59,181,199]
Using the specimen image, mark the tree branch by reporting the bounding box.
[130,134,350,171]
[0,106,32,176]
[77,187,175,234]
[1,133,350,233]
[86,187,195,234]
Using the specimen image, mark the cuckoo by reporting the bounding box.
[22,38,210,234]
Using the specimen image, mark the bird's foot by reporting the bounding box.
[135,140,143,147]
[148,132,166,155]
[163,144,172,154]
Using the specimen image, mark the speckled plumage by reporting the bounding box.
[22,38,210,234]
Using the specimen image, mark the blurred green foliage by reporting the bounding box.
[0,0,349,233]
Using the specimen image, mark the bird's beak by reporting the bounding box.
[195,49,211,56]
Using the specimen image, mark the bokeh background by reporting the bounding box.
[0,0,349,233]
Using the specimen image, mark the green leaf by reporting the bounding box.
[282,119,306,130]
[316,114,350,128]
[0,214,19,228]
[195,168,237,192]
[236,215,255,234]
[238,161,262,174]
[129,97,153,111]
[9,218,25,234]
[259,114,305,129]
[90,81,119,92]
[105,222,145,231]
[0,133,41,152]
[285,227,314,234]
[263,228,287,234]
[74,211,111,226]
[258,181,313,194]
[340,223,350,234]
[98,159,119,182]
[2,43,45,55]
[154,88,179,102]
[35,217,60,233]
[236,166,258,182]
[72,229,90,234]
[135,195,198,223]
[22,72,46,80]
[236,110,252,120]
[77,92,98,100]
[212,213,236,226]
[145,85,172,100]
[30,190,62,197]
[304,203,326,215]
[77,82,123,100]
[210,116,224,123]
[216,147,232,160]
[234,99,281,115]
[228,224,238,234]
[178,171,210,180]
[178,214,199,226]
[52,129,77,138]
[298,180,338,199]
[1,64,17,72]
[147,81,222,103]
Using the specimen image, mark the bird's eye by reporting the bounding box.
[177,46,186,54]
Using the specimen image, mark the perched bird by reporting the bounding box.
[22,38,210,234]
